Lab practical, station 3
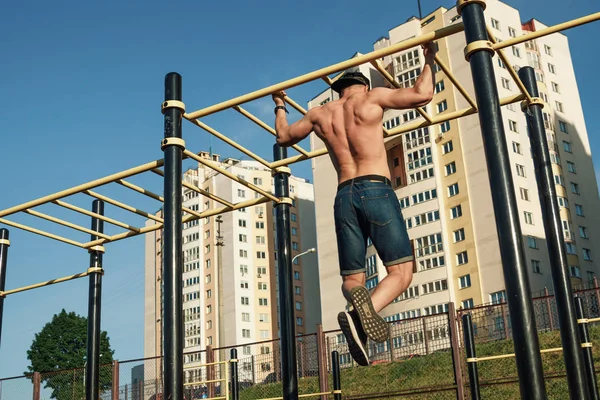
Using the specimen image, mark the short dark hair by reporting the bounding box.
[331,71,371,94]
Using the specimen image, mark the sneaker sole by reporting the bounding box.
[350,286,390,343]
[337,311,369,367]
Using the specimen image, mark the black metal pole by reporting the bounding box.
[0,228,9,350]
[459,3,546,399]
[519,66,590,399]
[462,314,481,400]
[575,297,599,400]
[230,349,239,400]
[86,200,104,400]
[331,351,342,400]
[273,144,298,400]
[163,72,184,400]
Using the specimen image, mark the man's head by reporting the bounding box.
[331,71,371,97]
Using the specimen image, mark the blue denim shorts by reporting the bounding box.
[333,175,413,276]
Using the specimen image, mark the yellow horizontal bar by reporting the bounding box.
[283,95,308,115]
[23,209,111,240]
[493,12,600,51]
[184,360,228,368]
[485,26,533,104]
[185,22,465,119]
[1,270,91,296]
[0,218,84,248]
[183,150,280,203]
[586,317,600,324]
[269,92,525,168]
[150,168,235,209]
[186,118,272,168]
[233,105,311,157]
[184,378,225,385]
[470,346,569,363]
[0,159,164,218]
[84,190,164,223]
[82,221,162,249]
[115,179,203,219]
[299,391,337,398]
[53,200,141,233]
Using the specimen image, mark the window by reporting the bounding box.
[571,182,580,195]
[294,271,300,280]
[567,161,576,173]
[508,27,516,37]
[239,234,247,242]
[206,305,212,314]
[544,45,552,56]
[256,221,264,229]
[448,183,459,197]
[242,329,251,338]
[238,219,247,227]
[241,297,249,305]
[242,313,250,322]
[532,259,542,274]
[239,249,247,258]
[520,187,530,201]
[259,313,269,323]
[205,274,212,283]
[583,249,592,261]
[551,82,560,93]
[295,286,301,295]
[556,101,564,113]
[516,164,526,177]
[256,235,266,244]
[569,265,581,278]
[440,121,451,133]
[527,236,538,249]
[557,196,569,208]
[451,205,462,219]
[442,141,453,154]
[558,120,568,133]
[512,47,520,57]
[459,274,471,289]
[457,251,468,265]
[291,213,297,221]
[435,80,445,93]
[512,142,522,154]
[491,290,507,304]
[548,63,556,74]
[445,161,456,176]
[258,282,268,290]
[238,189,246,198]
[524,212,533,225]
[292,227,297,236]
[508,120,518,132]
[259,298,268,306]
[454,228,465,243]
[575,204,584,216]
[461,299,474,309]
[579,226,589,239]
[501,78,511,90]
[297,317,303,326]
[206,289,212,298]
[253,177,263,185]
[491,18,500,29]
[295,301,302,311]
[292,242,299,250]
[563,141,572,153]
[257,251,266,259]
[437,100,448,113]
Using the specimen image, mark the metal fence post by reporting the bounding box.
[462,314,480,400]
[32,372,40,400]
[162,72,184,400]
[575,297,599,400]
[331,351,342,400]
[86,200,105,400]
[112,360,119,400]
[458,2,546,398]
[231,349,240,400]
[448,302,465,400]
[316,324,328,400]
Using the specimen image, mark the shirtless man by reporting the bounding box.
[272,43,437,366]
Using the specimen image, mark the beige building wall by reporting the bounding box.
[309,0,600,335]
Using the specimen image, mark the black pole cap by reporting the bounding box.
[0,229,8,241]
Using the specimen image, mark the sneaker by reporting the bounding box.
[337,311,369,366]
[349,286,390,343]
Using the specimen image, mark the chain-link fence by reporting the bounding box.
[7,283,600,400]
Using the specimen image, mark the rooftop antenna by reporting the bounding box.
[418,0,423,19]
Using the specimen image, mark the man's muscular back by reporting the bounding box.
[310,92,389,184]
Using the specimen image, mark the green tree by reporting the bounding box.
[25,309,115,400]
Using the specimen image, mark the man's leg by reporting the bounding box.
[369,260,413,313]
[341,272,365,304]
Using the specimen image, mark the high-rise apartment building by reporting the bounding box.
[143,152,319,385]
[309,0,600,333]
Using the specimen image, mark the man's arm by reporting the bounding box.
[369,42,437,110]
[273,91,315,147]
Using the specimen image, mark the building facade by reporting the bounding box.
[310,0,600,339]
[143,153,319,386]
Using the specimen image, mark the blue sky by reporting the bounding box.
[0,0,598,385]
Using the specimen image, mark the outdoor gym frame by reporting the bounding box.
[0,1,599,399]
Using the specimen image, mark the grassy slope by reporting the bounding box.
[239,326,600,399]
